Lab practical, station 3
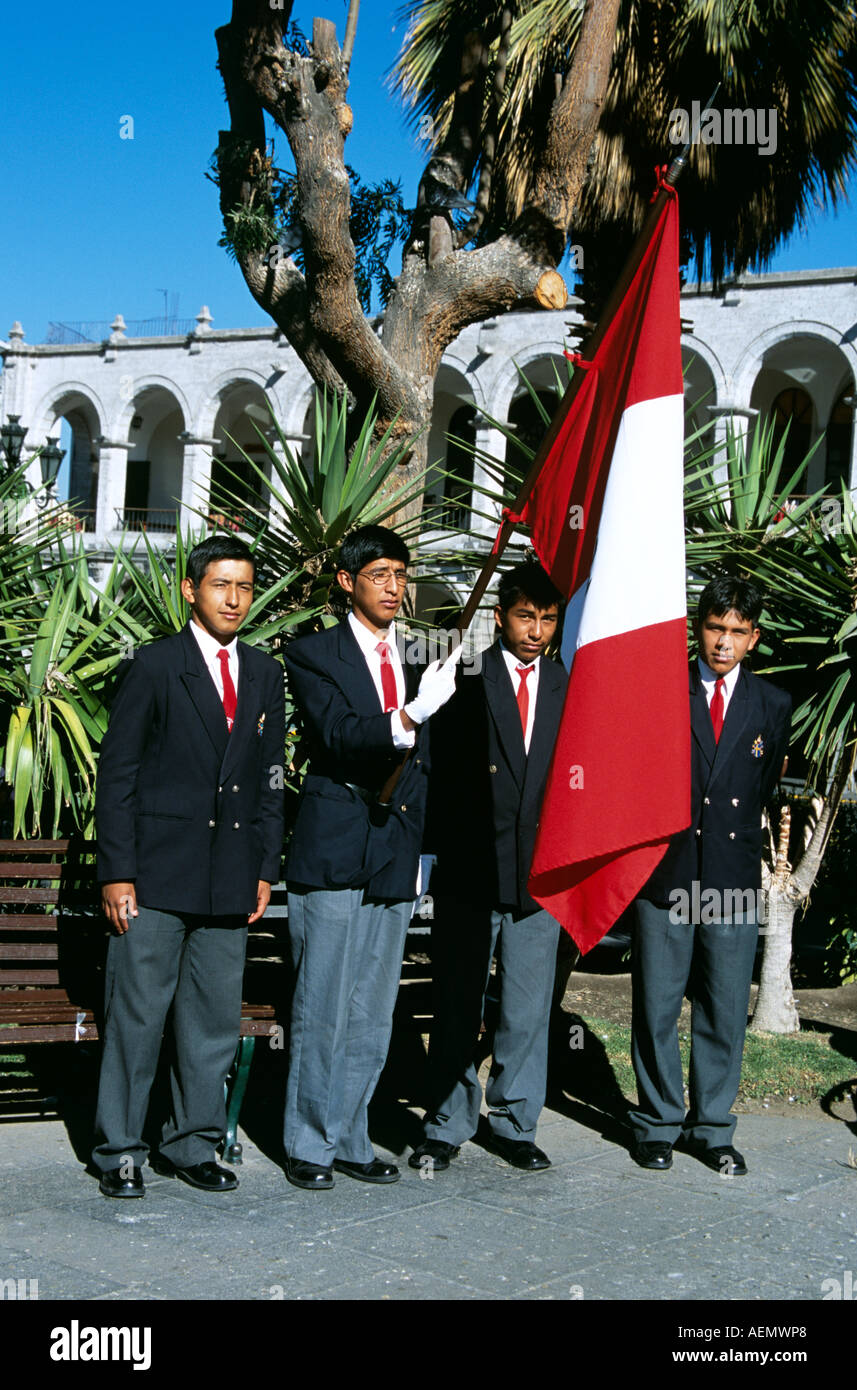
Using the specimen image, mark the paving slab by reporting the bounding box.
[0,1108,854,1304]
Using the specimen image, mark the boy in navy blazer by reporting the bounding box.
[629,575,791,1176]
[92,536,285,1197]
[282,525,460,1189]
[411,562,567,1173]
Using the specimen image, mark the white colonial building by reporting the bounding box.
[1,267,855,607]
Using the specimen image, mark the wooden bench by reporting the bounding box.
[0,839,285,1162]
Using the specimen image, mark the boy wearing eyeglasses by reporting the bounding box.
[282,525,460,1190]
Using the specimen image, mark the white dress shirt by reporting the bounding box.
[348,612,415,749]
[697,657,741,719]
[500,642,540,754]
[189,619,239,703]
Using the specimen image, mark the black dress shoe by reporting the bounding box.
[332,1158,400,1184]
[631,1141,674,1171]
[98,1166,145,1198]
[407,1139,460,1172]
[151,1157,238,1191]
[685,1142,747,1175]
[487,1135,551,1170]
[285,1156,334,1190]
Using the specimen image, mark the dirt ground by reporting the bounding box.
[561,973,857,1120]
[562,972,857,1033]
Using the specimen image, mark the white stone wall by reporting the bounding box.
[2,268,855,566]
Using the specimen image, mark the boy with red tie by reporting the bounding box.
[629,576,791,1175]
[92,536,285,1197]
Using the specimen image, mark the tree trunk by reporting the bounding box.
[214,0,623,520]
[751,745,855,1033]
[751,887,801,1033]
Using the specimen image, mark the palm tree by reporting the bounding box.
[394,0,857,301]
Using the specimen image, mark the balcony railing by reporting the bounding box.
[114,508,179,533]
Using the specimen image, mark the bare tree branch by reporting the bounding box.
[459,6,513,246]
[410,30,490,263]
[342,0,360,71]
[522,0,622,258]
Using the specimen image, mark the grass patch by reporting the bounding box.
[583,1017,855,1105]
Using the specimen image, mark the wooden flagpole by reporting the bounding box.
[379,96,715,805]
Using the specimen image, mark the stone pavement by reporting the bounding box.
[1,1104,855,1302]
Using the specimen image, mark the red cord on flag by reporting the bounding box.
[563,351,594,369]
[491,506,526,556]
[650,164,678,202]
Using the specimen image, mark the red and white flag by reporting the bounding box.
[523,187,690,953]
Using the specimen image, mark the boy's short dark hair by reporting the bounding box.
[697,575,763,628]
[338,525,410,576]
[497,561,563,613]
[186,536,256,587]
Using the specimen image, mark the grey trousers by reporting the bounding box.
[424,900,561,1145]
[92,906,248,1172]
[283,886,412,1166]
[628,898,758,1147]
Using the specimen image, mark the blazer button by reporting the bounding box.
[732,798,739,806]
[208,819,216,828]
[232,784,240,792]
[489,764,497,774]
[400,805,407,813]
[695,829,701,836]
[728,832,735,840]
[233,821,240,830]
[217,785,222,793]
[703,796,710,805]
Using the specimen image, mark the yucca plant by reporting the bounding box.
[203,390,440,631]
[0,552,124,837]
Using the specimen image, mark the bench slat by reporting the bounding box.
[0,944,59,960]
[0,888,60,904]
[0,1023,99,1043]
[0,915,61,930]
[1,969,62,985]
[0,840,72,852]
[1,864,65,878]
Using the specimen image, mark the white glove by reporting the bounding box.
[404,645,463,724]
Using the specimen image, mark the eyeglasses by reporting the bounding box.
[358,567,409,587]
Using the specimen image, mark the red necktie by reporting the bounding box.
[376,642,399,713]
[217,648,237,732]
[516,664,533,741]
[710,677,725,743]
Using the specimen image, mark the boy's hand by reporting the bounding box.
[102,883,138,935]
[248,880,272,924]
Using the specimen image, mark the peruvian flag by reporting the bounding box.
[524,189,690,953]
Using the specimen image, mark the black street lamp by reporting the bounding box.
[0,414,27,468]
[39,437,65,488]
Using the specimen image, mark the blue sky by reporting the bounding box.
[1,1,854,346]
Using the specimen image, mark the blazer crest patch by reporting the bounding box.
[256,712,266,737]
[750,735,764,758]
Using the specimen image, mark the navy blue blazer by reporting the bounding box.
[642,662,791,906]
[96,623,285,915]
[425,641,568,913]
[283,620,429,900]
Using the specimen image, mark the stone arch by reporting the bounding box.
[426,364,477,531]
[744,329,856,492]
[209,380,278,523]
[487,343,570,425]
[498,353,568,491]
[682,346,719,460]
[120,384,187,532]
[31,384,105,528]
[195,368,277,443]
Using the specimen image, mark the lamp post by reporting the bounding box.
[37,437,65,509]
[0,415,30,501]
